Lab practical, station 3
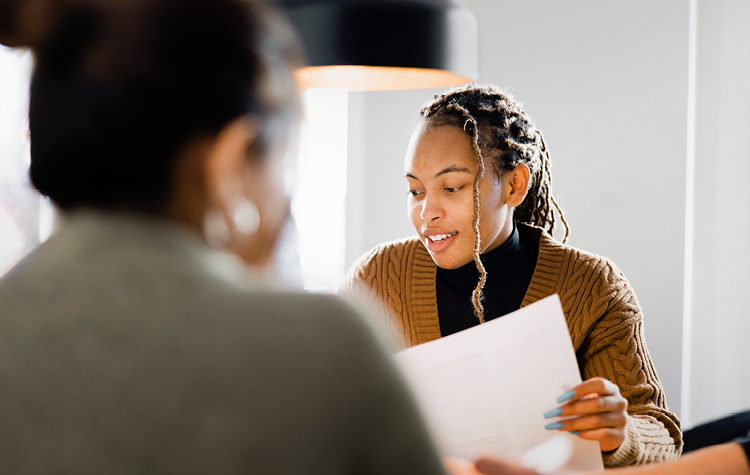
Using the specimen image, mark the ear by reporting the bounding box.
[506,163,530,208]
[204,117,259,213]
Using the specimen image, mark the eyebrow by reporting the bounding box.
[405,166,472,181]
[435,166,472,178]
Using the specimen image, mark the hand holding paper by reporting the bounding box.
[543,377,628,452]
[393,295,604,472]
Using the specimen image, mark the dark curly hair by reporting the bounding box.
[419,83,569,322]
[0,0,301,212]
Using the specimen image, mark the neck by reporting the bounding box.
[482,215,515,254]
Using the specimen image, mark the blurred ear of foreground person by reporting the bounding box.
[0,0,449,473]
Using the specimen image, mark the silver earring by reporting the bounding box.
[231,197,260,237]
[203,209,230,248]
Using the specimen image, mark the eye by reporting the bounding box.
[407,189,424,198]
[444,186,464,193]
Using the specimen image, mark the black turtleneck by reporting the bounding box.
[436,222,539,337]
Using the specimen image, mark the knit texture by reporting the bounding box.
[340,223,682,468]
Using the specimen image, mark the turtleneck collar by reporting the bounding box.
[436,220,539,335]
[441,221,527,282]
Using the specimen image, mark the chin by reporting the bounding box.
[429,253,471,270]
[420,235,474,270]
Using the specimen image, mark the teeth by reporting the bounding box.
[428,232,456,243]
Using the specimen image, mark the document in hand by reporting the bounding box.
[392,294,604,471]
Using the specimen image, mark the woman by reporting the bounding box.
[341,84,681,467]
[0,0,448,473]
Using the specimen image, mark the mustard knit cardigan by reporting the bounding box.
[340,223,682,468]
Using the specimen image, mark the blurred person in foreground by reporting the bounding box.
[0,0,451,473]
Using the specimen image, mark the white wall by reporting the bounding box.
[689,0,750,426]
[345,0,690,420]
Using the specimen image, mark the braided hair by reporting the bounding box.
[419,83,569,322]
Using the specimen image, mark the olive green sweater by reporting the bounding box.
[0,212,448,474]
[340,223,682,468]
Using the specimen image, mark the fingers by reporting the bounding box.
[543,378,629,453]
[560,377,621,402]
[574,427,626,453]
[545,412,627,433]
[547,393,628,418]
[543,416,626,453]
[546,377,628,420]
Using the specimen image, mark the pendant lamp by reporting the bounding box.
[274,0,478,91]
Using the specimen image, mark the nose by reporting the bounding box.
[420,194,443,222]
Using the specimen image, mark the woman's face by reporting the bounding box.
[404,124,516,269]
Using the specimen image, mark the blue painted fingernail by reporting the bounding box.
[570,430,579,435]
[556,390,575,403]
[545,422,563,430]
[543,408,563,419]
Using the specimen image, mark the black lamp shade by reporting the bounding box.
[274,0,478,91]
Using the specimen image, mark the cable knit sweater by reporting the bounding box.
[340,223,682,468]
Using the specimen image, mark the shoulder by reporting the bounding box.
[521,223,630,290]
[520,223,641,331]
[225,290,406,392]
[341,236,428,291]
[207,282,368,333]
[553,239,632,298]
[348,236,423,275]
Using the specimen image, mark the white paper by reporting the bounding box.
[393,294,604,471]
[520,435,573,474]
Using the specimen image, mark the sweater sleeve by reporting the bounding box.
[573,259,682,467]
[338,251,370,299]
[339,244,409,350]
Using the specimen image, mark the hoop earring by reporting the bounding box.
[231,197,260,237]
[203,209,230,248]
[203,197,260,249]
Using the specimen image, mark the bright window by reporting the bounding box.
[289,88,348,292]
[0,47,53,278]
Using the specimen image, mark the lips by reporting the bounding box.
[427,232,456,243]
[423,230,458,252]
[427,231,458,243]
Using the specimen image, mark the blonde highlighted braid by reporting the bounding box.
[419,84,570,322]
